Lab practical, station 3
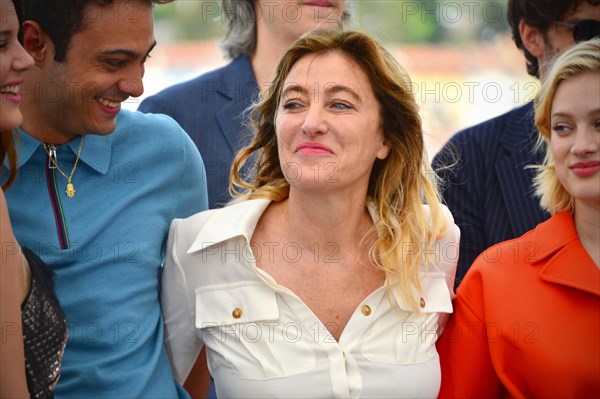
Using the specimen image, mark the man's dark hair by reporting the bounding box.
[23,0,173,62]
[11,0,24,41]
[508,0,600,78]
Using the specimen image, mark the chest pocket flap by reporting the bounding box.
[195,281,279,328]
[392,272,453,314]
[193,281,314,380]
[418,271,453,313]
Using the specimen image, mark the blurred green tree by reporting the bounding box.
[153,0,509,44]
[354,0,509,44]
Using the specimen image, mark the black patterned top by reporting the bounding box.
[21,247,67,399]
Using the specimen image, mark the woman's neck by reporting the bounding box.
[278,189,375,251]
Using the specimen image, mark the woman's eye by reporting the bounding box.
[282,101,301,110]
[331,102,351,110]
[552,124,571,135]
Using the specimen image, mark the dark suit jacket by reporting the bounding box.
[432,102,549,287]
[139,55,259,209]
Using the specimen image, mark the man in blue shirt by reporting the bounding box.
[2,0,208,397]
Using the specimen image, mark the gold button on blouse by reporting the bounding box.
[361,305,372,316]
[420,297,426,308]
[232,307,242,319]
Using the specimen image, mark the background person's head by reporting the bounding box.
[507,0,600,79]
[534,38,600,213]
[1,0,34,189]
[219,0,353,60]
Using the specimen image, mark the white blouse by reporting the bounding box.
[161,199,459,398]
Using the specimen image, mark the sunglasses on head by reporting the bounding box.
[553,19,600,43]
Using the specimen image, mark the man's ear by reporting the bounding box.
[519,20,545,58]
[22,21,54,64]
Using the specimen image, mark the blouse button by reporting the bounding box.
[420,297,426,308]
[232,307,242,319]
[361,305,372,316]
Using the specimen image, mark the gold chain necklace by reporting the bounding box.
[42,136,84,198]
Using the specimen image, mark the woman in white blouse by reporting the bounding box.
[162,30,459,398]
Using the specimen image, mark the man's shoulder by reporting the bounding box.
[146,56,252,100]
[451,102,534,145]
[148,68,225,99]
[432,102,535,176]
[433,102,534,166]
[116,109,183,133]
[110,111,206,203]
[113,110,192,153]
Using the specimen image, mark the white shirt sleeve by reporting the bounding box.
[161,219,203,384]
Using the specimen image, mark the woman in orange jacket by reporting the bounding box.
[437,39,600,398]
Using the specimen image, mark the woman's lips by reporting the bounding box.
[0,79,24,105]
[571,161,600,177]
[302,0,335,8]
[296,142,334,155]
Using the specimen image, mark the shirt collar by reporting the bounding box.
[16,128,112,174]
[187,199,380,254]
[531,211,599,296]
[187,199,453,313]
[187,198,272,254]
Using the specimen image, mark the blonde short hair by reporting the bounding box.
[534,38,600,214]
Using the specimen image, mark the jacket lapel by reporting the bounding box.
[532,212,600,296]
[215,56,259,152]
[216,101,253,152]
[495,102,548,237]
[540,244,600,296]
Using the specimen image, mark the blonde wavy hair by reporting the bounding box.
[534,38,600,214]
[230,30,447,309]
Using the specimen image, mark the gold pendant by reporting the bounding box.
[66,183,76,198]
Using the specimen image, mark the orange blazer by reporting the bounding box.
[437,212,600,398]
